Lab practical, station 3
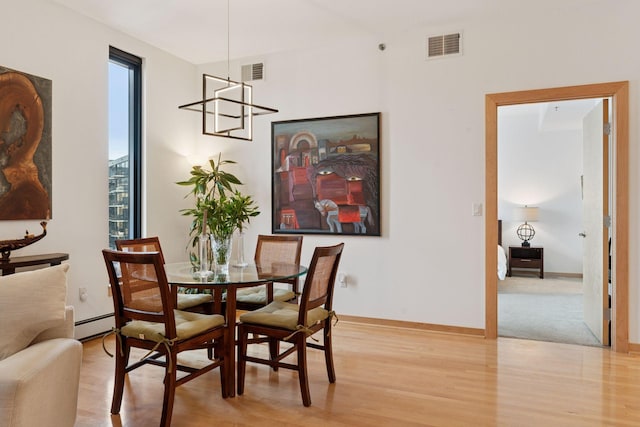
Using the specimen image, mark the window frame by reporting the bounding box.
[109,46,142,241]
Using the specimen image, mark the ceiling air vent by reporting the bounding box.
[241,62,264,82]
[426,32,462,59]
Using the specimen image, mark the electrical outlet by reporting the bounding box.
[79,287,88,302]
[338,273,347,288]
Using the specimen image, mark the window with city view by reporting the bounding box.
[108,47,141,248]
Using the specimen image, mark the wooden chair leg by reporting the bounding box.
[111,338,128,414]
[160,352,178,427]
[237,325,248,396]
[324,323,336,383]
[213,289,223,315]
[124,343,132,364]
[296,335,311,407]
[269,337,279,371]
[207,335,220,360]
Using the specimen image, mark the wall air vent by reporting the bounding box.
[426,32,462,59]
[241,62,264,82]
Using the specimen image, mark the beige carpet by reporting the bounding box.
[498,275,602,347]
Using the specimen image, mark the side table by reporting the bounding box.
[0,253,69,276]
[508,246,543,279]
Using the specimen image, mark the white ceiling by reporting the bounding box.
[49,0,604,129]
[51,0,491,64]
[49,0,595,65]
[500,99,603,132]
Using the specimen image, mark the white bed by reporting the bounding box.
[498,244,507,280]
[497,219,507,280]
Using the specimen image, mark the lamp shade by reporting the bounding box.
[515,206,539,222]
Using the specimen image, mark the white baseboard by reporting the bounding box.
[75,316,114,340]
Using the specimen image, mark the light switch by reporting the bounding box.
[472,203,483,216]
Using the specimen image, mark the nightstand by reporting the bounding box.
[508,246,544,279]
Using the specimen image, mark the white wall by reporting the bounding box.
[3,1,640,342]
[194,1,640,334]
[498,112,584,275]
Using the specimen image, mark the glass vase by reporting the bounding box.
[233,231,248,267]
[196,233,212,278]
[212,235,232,273]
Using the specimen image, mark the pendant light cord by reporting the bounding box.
[226,0,230,81]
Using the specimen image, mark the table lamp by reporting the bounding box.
[515,205,538,247]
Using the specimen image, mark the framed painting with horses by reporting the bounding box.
[271,112,380,236]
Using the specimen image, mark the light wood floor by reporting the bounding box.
[76,320,640,427]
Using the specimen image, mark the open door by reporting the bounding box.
[581,99,609,346]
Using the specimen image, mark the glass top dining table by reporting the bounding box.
[164,261,308,397]
[164,262,307,287]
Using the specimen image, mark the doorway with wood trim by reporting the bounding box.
[484,81,629,352]
[497,98,608,347]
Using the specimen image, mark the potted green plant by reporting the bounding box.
[177,154,260,273]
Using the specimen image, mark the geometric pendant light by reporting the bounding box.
[177,1,277,141]
[178,74,278,141]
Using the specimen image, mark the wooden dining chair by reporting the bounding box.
[237,243,344,406]
[235,234,303,311]
[115,236,217,313]
[102,249,227,427]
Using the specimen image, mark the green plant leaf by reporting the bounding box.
[177,155,260,253]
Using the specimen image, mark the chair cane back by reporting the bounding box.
[115,236,218,313]
[235,234,303,310]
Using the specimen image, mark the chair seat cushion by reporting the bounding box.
[236,286,295,304]
[121,310,224,342]
[177,293,213,310]
[239,301,328,330]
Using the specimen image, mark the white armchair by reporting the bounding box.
[0,265,82,427]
